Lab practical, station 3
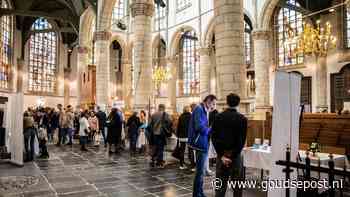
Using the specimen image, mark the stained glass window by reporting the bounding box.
[111,0,125,31]
[244,20,252,67]
[28,18,57,93]
[275,0,304,67]
[179,30,199,96]
[0,0,12,89]
[154,3,166,31]
[176,0,191,11]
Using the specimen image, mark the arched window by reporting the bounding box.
[274,0,304,67]
[244,17,253,67]
[154,3,166,31]
[178,30,199,96]
[111,40,123,99]
[28,18,58,93]
[0,0,12,89]
[111,0,125,31]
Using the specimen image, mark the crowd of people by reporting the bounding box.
[22,93,247,197]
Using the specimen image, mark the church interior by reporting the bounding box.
[0,0,350,196]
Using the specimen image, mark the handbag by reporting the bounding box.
[171,139,182,160]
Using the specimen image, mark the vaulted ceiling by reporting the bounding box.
[296,0,333,12]
[0,0,97,46]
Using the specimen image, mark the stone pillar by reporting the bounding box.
[94,31,112,109]
[252,30,272,119]
[16,58,25,93]
[76,46,89,107]
[167,56,178,113]
[214,0,246,107]
[123,59,133,110]
[199,47,211,101]
[131,0,154,110]
[64,68,71,107]
[316,56,328,112]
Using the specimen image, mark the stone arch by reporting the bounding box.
[243,8,256,28]
[110,34,127,57]
[202,17,215,48]
[98,0,118,31]
[169,25,196,58]
[259,0,279,29]
[79,7,96,46]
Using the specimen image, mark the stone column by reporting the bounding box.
[316,56,328,112]
[252,30,272,119]
[131,0,154,110]
[123,59,133,110]
[64,68,71,107]
[16,58,25,93]
[76,46,89,107]
[167,56,178,113]
[214,0,246,107]
[199,47,211,101]
[94,31,112,109]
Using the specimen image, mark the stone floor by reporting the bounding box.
[0,144,268,197]
[0,144,348,197]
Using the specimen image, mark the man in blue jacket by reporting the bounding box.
[188,94,217,197]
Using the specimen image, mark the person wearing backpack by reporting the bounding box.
[149,104,173,168]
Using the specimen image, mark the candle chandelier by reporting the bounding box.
[285,20,337,57]
[152,65,171,92]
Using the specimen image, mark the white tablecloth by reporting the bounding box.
[243,147,272,170]
[243,147,348,171]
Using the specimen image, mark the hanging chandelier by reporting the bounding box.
[285,20,337,57]
[152,65,171,91]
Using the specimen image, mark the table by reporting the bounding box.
[242,147,348,179]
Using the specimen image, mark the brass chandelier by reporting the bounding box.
[285,20,337,57]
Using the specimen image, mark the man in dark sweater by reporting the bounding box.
[212,93,247,197]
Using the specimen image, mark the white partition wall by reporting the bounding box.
[7,93,24,166]
[268,71,301,197]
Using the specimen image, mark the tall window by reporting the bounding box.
[275,0,304,67]
[346,5,350,48]
[111,0,125,31]
[28,18,57,93]
[176,0,191,11]
[179,30,199,96]
[0,0,12,89]
[244,19,252,67]
[154,3,166,31]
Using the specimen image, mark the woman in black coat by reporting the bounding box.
[126,112,141,156]
[107,108,122,154]
[176,106,192,169]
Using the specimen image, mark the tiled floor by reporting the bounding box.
[1,144,347,197]
[0,144,263,197]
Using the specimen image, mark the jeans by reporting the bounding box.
[215,155,243,197]
[193,150,207,197]
[24,128,36,161]
[80,136,88,149]
[57,128,68,145]
[152,135,165,164]
[67,128,73,144]
[188,146,196,168]
[129,132,139,153]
